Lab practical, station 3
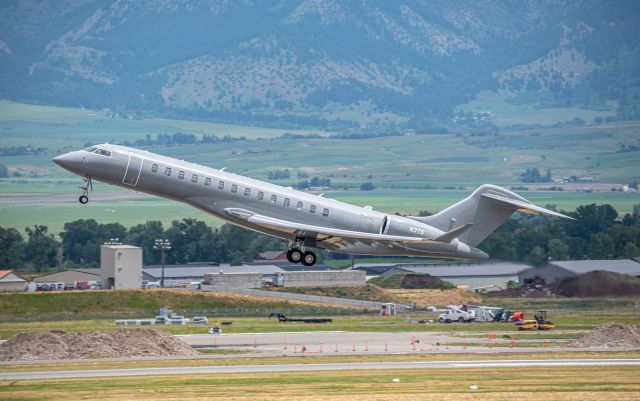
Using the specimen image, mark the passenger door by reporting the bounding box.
[122,154,143,186]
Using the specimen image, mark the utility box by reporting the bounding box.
[100,245,142,290]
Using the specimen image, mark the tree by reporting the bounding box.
[0,227,25,268]
[547,238,569,261]
[60,219,126,265]
[566,204,618,237]
[165,218,217,263]
[125,221,165,265]
[360,182,376,191]
[25,225,59,272]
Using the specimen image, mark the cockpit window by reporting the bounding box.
[86,147,111,157]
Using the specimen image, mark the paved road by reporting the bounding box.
[2,359,638,380]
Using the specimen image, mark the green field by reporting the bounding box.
[1,187,638,235]
[1,365,638,401]
[455,90,618,127]
[1,99,639,234]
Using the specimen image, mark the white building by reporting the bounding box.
[100,245,142,289]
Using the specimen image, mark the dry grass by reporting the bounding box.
[387,288,481,307]
[1,366,639,400]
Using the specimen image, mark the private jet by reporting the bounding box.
[54,144,571,266]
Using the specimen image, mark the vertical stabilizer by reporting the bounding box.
[412,185,570,247]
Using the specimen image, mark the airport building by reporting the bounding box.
[353,261,529,290]
[519,259,640,284]
[0,270,28,292]
[30,268,101,289]
[100,245,142,289]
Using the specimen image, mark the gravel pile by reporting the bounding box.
[570,323,640,349]
[0,329,199,361]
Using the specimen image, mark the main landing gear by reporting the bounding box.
[78,176,92,204]
[287,242,317,266]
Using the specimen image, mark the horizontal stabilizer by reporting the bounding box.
[481,193,574,219]
[433,223,474,243]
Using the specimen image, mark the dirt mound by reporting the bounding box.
[552,271,640,297]
[570,323,640,348]
[370,273,454,290]
[0,329,199,361]
[386,288,481,307]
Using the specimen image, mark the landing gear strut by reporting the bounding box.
[287,240,317,266]
[79,176,92,204]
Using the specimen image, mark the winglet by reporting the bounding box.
[433,223,474,243]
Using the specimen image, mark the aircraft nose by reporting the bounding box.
[53,152,82,172]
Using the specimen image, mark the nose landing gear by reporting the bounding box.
[78,177,92,204]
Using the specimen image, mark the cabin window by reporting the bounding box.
[244,188,251,196]
[231,184,237,193]
[309,204,316,214]
[164,167,171,176]
[283,198,290,207]
[296,201,303,211]
[218,181,224,190]
[257,191,264,200]
[178,171,185,180]
[322,208,330,217]
[270,194,277,203]
[151,164,158,173]
[204,177,211,187]
[191,174,198,183]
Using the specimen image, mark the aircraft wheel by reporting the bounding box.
[301,251,316,266]
[287,249,303,264]
[79,195,89,204]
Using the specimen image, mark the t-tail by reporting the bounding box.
[413,184,573,247]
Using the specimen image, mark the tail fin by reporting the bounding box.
[412,184,572,247]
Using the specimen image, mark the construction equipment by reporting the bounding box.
[515,310,555,331]
[268,312,332,323]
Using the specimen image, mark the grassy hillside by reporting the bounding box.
[267,285,407,304]
[0,289,341,317]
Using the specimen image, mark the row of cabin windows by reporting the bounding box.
[150,163,330,217]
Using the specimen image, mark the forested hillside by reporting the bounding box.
[1,0,639,131]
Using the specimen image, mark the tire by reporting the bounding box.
[79,195,89,204]
[458,317,464,323]
[287,249,303,263]
[438,317,445,323]
[301,251,316,266]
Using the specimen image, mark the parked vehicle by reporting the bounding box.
[191,316,209,324]
[438,306,475,323]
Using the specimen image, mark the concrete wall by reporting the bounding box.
[518,265,575,284]
[100,245,142,290]
[278,270,365,287]
[203,272,263,290]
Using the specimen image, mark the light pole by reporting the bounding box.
[154,239,171,288]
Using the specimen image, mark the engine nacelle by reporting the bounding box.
[382,215,440,239]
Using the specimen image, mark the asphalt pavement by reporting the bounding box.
[2,359,639,380]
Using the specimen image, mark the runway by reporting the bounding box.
[2,359,639,380]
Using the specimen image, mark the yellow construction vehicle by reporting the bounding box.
[515,310,555,331]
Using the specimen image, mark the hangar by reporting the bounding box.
[518,259,640,284]
[0,270,28,292]
[352,261,529,291]
[31,269,101,287]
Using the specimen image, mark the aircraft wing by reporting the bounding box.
[223,208,435,246]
